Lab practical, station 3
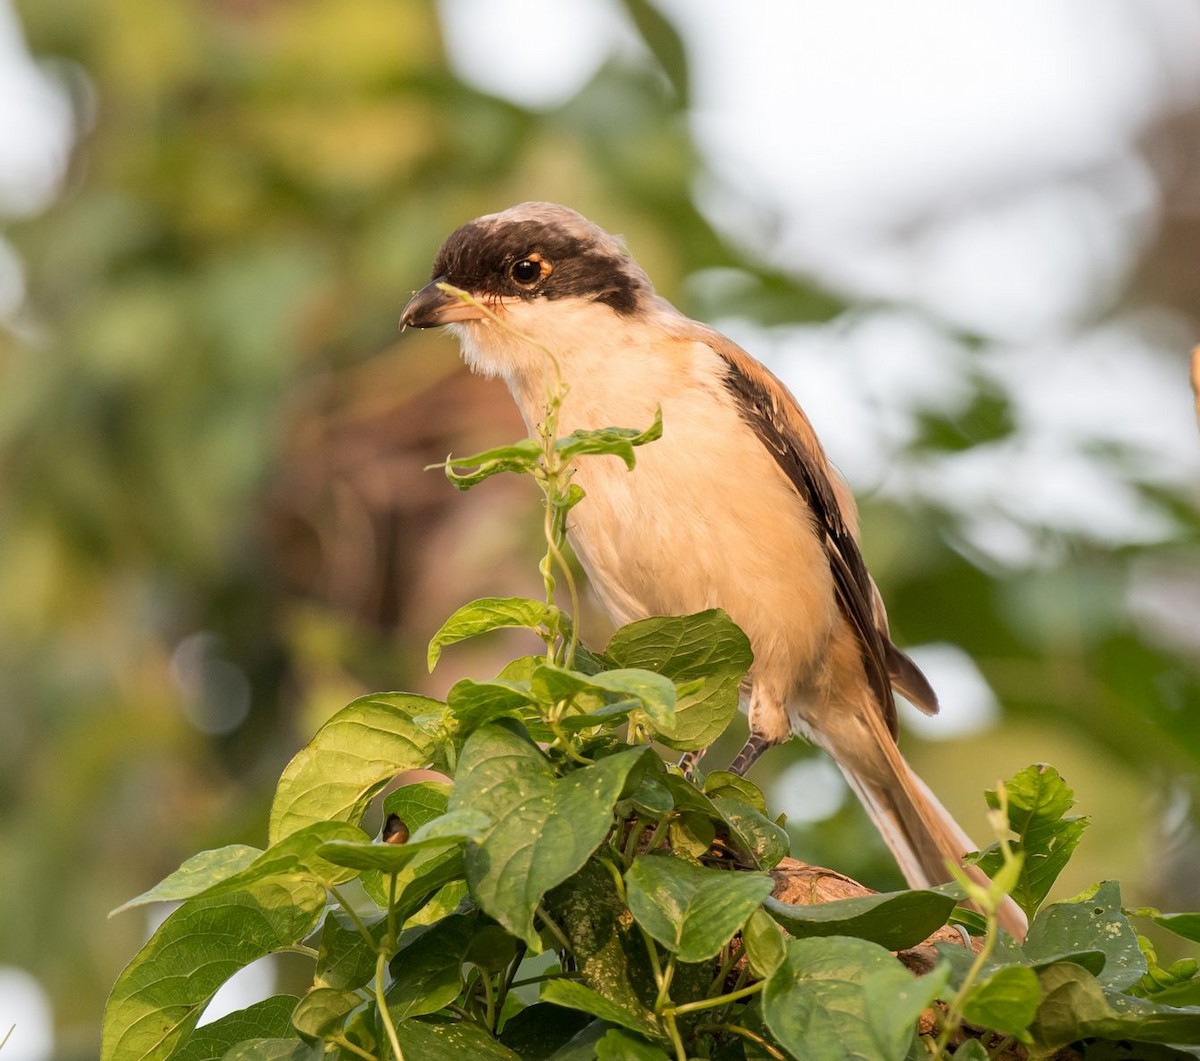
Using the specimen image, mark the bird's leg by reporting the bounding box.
[728,733,770,777]
[677,747,707,780]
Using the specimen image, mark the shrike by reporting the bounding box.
[402,202,1026,937]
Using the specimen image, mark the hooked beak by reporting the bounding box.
[400,279,487,329]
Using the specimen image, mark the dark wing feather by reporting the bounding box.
[886,642,939,716]
[704,331,900,737]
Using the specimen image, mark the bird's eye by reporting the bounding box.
[509,257,544,287]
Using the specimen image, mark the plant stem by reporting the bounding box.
[641,814,672,855]
[493,942,527,1029]
[544,529,580,665]
[535,902,574,954]
[508,970,581,988]
[655,955,677,1012]
[707,941,743,996]
[664,980,764,1017]
[481,967,497,1030]
[696,1023,786,1060]
[639,924,665,991]
[662,1010,688,1061]
[332,1034,379,1061]
[547,721,593,764]
[386,870,399,948]
[375,949,405,1061]
[435,281,579,664]
[623,818,648,866]
[934,913,997,1057]
[328,885,376,948]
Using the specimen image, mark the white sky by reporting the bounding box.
[0,1,71,218]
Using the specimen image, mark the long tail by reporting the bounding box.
[817,707,1029,941]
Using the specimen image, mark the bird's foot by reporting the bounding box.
[728,733,770,777]
[677,749,705,780]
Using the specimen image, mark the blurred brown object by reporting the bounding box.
[1192,346,1200,429]
[264,334,548,690]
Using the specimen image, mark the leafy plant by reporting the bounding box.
[102,303,1200,1059]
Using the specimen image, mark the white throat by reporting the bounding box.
[450,297,676,435]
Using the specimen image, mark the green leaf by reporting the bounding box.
[269,692,440,843]
[317,809,488,873]
[313,911,381,991]
[556,700,643,733]
[625,769,674,818]
[532,663,677,730]
[190,822,368,901]
[386,915,475,1021]
[742,907,787,979]
[450,724,648,949]
[466,924,522,972]
[705,771,768,814]
[657,774,727,860]
[168,996,299,1061]
[441,438,542,489]
[100,881,327,1061]
[660,773,724,817]
[1133,956,1200,1007]
[711,796,790,869]
[1031,962,1200,1050]
[764,887,957,952]
[1075,1042,1200,1061]
[1153,912,1200,945]
[762,936,921,1061]
[220,1040,313,1060]
[406,880,469,928]
[446,678,540,731]
[624,854,773,962]
[540,980,660,1038]
[111,845,262,915]
[932,928,1029,994]
[362,781,458,908]
[864,962,950,1060]
[381,780,454,832]
[543,1021,610,1060]
[497,1002,592,1059]
[291,987,360,1040]
[961,964,1041,1039]
[948,1041,990,1061]
[554,407,662,467]
[595,1027,671,1060]
[1024,881,1146,991]
[428,597,552,670]
[602,610,752,751]
[391,1018,522,1059]
[667,816,716,862]
[976,764,1089,920]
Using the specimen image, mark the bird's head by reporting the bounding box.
[400,202,655,380]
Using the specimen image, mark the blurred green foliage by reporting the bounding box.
[1,0,1197,1054]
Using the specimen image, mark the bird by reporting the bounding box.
[401,201,1027,938]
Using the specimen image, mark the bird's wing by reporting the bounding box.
[868,578,940,716]
[695,324,937,735]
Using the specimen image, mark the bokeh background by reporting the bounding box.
[2,1,1199,1056]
